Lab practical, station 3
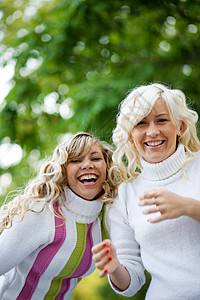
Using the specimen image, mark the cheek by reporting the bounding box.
[101,162,107,180]
[133,142,143,154]
[132,133,143,150]
[166,127,178,144]
[131,130,142,143]
[66,166,76,184]
[170,134,179,149]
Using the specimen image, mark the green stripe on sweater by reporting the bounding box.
[44,223,87,299]
[100,204,109,241]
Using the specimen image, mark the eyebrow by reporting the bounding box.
[70,151,101,159]
[156,113,169,117]
[90,151,102,155]
[141,112,170,120]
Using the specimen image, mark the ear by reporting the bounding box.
[177,121,184,136]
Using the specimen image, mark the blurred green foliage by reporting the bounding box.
[72,269,151,300]
[0,0,200,298]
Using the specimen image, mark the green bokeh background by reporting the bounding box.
[0,0,200,298]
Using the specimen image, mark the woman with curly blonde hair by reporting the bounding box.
[0,132,118,300]
[93,83,200,299]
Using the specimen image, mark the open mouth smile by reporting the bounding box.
[144,140,165,147]
[78,174,98,185]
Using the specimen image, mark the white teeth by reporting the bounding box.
[146,141,163,146]
[79,174,97,180]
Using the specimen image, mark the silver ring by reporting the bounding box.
[152,197,156,205]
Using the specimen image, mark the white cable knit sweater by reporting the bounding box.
[108,144,200,299]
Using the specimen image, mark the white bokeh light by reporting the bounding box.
[42,92,59,114]
[0,173,12,195]
[0,59,16,104]
[0,142,23,168]
[59,98,74,119]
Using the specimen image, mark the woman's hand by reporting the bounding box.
[138,189,198,223]
[92,239,119,278]
[92,239,131,291]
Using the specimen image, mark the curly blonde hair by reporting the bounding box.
[0,132,119,234]
[112,83,200,181]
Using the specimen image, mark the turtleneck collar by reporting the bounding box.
[62,186,103,223]
[140,143,187,182]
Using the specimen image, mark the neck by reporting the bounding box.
[67,185,104,201]
[140,144,187,182]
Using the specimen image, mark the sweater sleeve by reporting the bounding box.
[108,183,145,297]
[0,204,54,276]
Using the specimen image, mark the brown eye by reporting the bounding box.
[136,120,146,126]
[158,118,168,123]
[69,158,81,163]
[92,157,101,161]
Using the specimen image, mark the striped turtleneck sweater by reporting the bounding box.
[0,187,109,300]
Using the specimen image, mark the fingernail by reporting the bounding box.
[108,256,112,261]
[105,248,110,254]
[102,241,107,247]
[104,269,108,274]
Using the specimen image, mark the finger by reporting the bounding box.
[139,192,155,200]
[95,253,113,270]
[93,246,112,264]
[139,192,150,200]
[138,199,157,206]
[142,206,158,215]
[92,239,110,254]
[140,190,160,200]
[99,268,109,278]
[148,214,166,223]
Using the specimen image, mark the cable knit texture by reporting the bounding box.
[0,188,109,300]
[108,144,200,299]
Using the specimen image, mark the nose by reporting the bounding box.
[146,123,160,137]
[81,159,94,169]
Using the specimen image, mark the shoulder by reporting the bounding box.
[186,150,200,177]
[194,149,200,159]
[110,181,134,216]
[13,201,55,240]
[116,180,135,198]
[190,150,200,167]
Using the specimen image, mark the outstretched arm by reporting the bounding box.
[139,189,200,223]
[92,239,131,291]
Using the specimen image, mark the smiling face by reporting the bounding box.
[66,143,107,200]
[130,97,182,163]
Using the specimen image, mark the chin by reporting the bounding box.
[145,156,164,163]
[81,192,99,201]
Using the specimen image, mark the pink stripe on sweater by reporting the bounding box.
[55,223,93,299]
[17,203,66,300]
